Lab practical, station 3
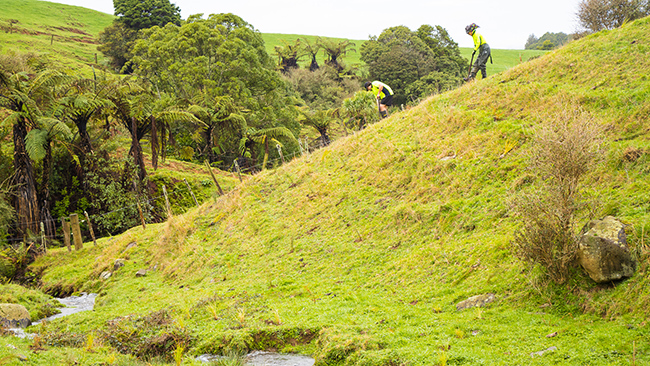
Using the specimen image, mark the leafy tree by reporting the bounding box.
[26,116,73,237]
[341,91,380,131]
[525,34,538,49]
[97,21,138,73]
[55,76,114,156]
[114,0,181,30]
[577,0,649,33]
[282,65,359,110]
[107,78,197,182]
[130,13,301,156]
[0,69,66,237]
[99,0,181,73]
[361,25,464,105]
[301,38,322,71]
[297,107,333,147]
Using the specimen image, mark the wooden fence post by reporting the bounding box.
[136,201,147,229]
[40,222,46,254]
[183,178,199,207]
[276,144,285,164]
[205,161,225,196]
[84,211,97,246]
[61,217,71,252]
[70,213,83,251]
[234,160,243,183]
[162,185,172,219]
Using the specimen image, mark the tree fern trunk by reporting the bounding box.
[127,117,147,182]
[12,118,40,237]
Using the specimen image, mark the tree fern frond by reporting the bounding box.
[25,129,49,162]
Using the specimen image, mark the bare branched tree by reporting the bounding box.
[511,110,604,284]
[577,0,649,33]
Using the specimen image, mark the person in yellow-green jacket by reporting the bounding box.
[464,23,492,81]
[364,80,393,118]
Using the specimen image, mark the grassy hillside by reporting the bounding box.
[3,15,648,366]
[0,0,113,72]
[0,0,541,77]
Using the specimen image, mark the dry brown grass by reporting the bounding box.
[511,107,604,283]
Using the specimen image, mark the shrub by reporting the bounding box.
[511,111,603,284]
[577,0,650,33]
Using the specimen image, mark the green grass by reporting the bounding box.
[3,2,650,365]
[0,0,114,72]
[15,16,650,365]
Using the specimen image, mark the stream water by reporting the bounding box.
[7,293,315,365]
[8,292,98,338]
[197,351,315,366]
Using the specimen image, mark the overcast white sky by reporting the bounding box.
[47,0,584,49]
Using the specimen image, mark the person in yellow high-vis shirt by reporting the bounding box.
[364,80,393,118]
[464,23,491,81]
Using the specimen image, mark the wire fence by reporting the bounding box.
[2,182,196,245]
[2,137,322,247]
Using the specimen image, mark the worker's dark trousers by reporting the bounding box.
[472,44,491,78]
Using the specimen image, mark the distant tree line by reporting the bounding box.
[525,32,570,50]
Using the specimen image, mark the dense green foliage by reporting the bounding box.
[525,32,570,50]
[361,25,465,105]
[97,21,137,72]
[99,0,181,73]
[114,0,181,30]
[130,13,301,168]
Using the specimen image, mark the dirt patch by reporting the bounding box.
[51,26,90,36]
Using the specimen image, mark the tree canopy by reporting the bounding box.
[360,25,464,105]
[114,0,182,30]
[130,13,300,165]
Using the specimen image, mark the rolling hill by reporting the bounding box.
[2,1,649,366]
[1,13,648,366]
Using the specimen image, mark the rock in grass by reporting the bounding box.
[455,293,495,311]
[577,216,636,283]
[114,259,125,271]
[0,304,31,328]
[531,346,557,357]
[135,269,147,277]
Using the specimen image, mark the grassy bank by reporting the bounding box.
[2,15,646,366]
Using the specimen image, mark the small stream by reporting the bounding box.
[8,292,98,338]
[197,351,315,366]
[8,293,315,365]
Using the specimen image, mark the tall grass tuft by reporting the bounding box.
[511,108,603,284]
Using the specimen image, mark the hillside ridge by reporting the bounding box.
[10,9,650,366]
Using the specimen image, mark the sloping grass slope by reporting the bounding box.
[0,0,113,71]
[23,15,650,366]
